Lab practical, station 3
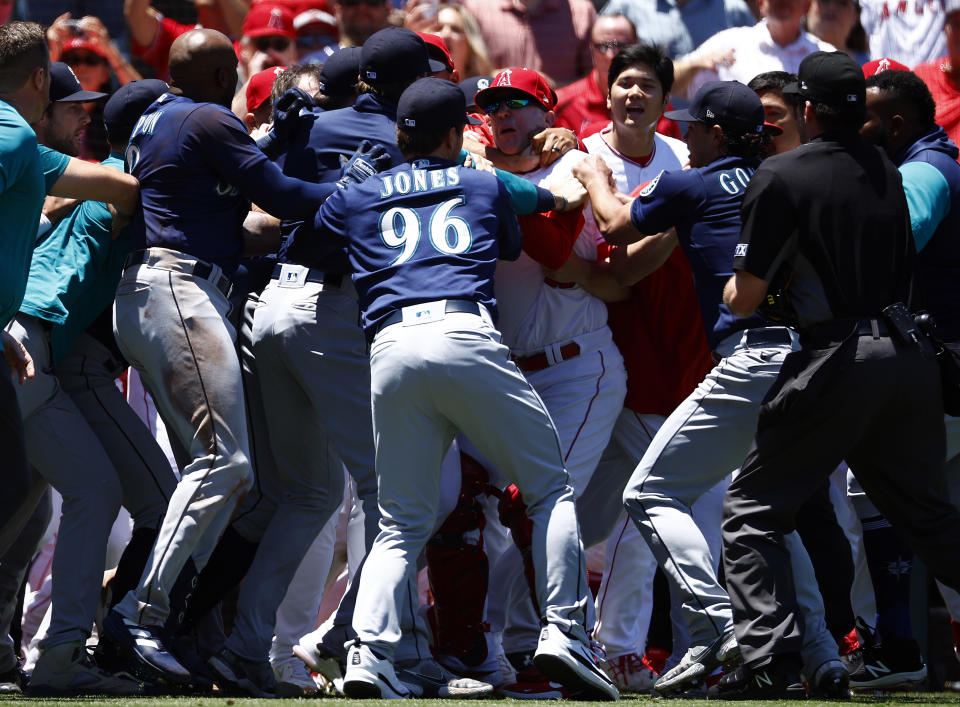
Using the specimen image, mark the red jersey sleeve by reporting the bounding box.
[517,208,584,270]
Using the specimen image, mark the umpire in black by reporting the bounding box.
[715,51,960,699]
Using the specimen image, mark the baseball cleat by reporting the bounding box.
[342,642,410,699]
[272,655,323,697]
[28,642,143,697]
[207,647,276,698]
[533,623,619,701]
[100,610,193,687]
[707,654,806,700]
[606,651,658,693]
[847,629,927,689]
[396,657,493,698]
[654,629,740,696]
[293,624,349,685]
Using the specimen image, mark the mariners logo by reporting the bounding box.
[639,171,664,197]
[476,78,490,91]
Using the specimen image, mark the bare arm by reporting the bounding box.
[545,254,631,302]
[124,0,161,49]
[49,158,139,215]
[722,270,769,318]
[215,0,251,38]
[242,210,282,256]
[672,47,735,100]
[609,230,679,286]
[572,155,638,245]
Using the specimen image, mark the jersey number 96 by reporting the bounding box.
[379,196,474,265]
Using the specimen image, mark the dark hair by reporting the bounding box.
[272,64,324,104]
[723,130,772,159]
[607,42,673,95]
[809,99,865,133]
[396,124,446,158]
[865,69,936,130]
[748,71,802,107]
[0,22,49,94]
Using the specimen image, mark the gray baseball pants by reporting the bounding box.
[112,248,253,626]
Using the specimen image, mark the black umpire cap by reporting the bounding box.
[360,27,444,85]
[397,77,481,132]
[318,46,361,97]
[784,51,865,111]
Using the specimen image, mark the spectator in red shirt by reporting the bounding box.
[915,0,960,159]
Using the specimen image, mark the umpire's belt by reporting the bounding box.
[513,342,581,373]
[801,318,889,343]
[271,263,344,288]
[124,248,233,299]
[377,299,481,334]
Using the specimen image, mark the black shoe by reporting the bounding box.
[208,647,276,698]
[0,661,28,694]
[848,619,927,689]
[101,609,193,687]
[708,654,806,700]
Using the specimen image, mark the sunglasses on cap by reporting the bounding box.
[62,52,107,66]
[254,36,292,52]
[483,97,536,114]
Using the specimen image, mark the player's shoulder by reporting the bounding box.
[653,133,689,165]
[533,149,588,183]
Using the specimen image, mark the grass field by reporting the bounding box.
[1,693,959,706]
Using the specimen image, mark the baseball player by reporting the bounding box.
[100,28,335,688]
[467,67,627,692]
[316,75,618,702]
[573,80,845,698]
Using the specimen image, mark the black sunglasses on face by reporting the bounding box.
[63,52,107,66]
[254,36,292,52]
[483,98,534,114]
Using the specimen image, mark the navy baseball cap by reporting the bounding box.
[664,80,771,136]
[318,45,361,96]
[50,62,107,102]
[397,77,481,132]
[360,27,444,85]
[103,79,169,144]
[783,51,865,111]
[460,75,492,112]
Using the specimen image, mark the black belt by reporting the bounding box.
[124,249,233,299]
[743,327,793,348]
[377,300,481,334]
[271,264,344,288]
[802,318,890,342]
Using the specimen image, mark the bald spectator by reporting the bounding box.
[672,0,835,100]
[599,0,754,59]
[124,0,251,79]
[333,0,392,46]
[915,0,960,155]
[462,0,596,87]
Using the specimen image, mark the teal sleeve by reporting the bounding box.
[458,148,544,215]
[38,145,71,192]
[900,161,951,252]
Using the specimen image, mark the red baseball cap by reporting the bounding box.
[416,32,455,72]
[474,67,557,111]
[861,57,910,77]
[246,65,287,112]
[61,37,109,61]
[243,3,297,40]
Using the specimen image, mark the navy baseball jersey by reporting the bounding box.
[127,92,332,275]
[630,154,766,348]
[315,156,522,338]
[280,93,406,273]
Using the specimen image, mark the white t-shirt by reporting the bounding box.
[860,0,946,67]
[682,20,836,99]
[495,150,611,355]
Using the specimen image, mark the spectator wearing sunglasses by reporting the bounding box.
[333,0,393,46]
[48,15,141,91]
[240,4,299,79]
[123,0,251,80]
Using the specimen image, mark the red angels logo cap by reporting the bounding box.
[246,65,287,112]
[861,57,909,77]
[243,3,297,39]
[474,67,557,111]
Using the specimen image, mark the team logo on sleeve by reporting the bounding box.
[735,243,748,257]
[639,170,664,197]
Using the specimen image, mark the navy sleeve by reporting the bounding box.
[314,185,350,248]
[735,166,797,280]
[494,177,523,261]
[629,170,696,235]
[191,105,334,219]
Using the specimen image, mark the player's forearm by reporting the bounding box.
[216,0,250,37]
[124,0,161,48]
[609,229,678,286]
[550,255,630,302]
[723,270,768,318]
[242,210,282,256]
[49,158,140,215]
[238,159,336,219]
